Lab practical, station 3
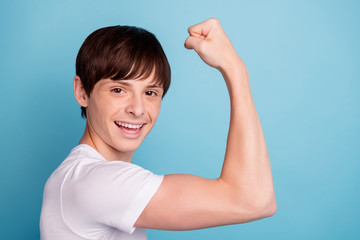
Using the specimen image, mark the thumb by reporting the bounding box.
[184,35,204,52]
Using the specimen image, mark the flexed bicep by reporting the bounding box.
[134,174,266,230]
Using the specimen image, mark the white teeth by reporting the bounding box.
[115,121,143,129]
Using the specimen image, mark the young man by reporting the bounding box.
[40,18,276,239]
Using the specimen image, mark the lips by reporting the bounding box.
[114,121,146,136]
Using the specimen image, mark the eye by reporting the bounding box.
[145,91,157,96]
[112,88,123,94]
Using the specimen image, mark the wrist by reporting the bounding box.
[220,55,249,83]
[219,55,247,78]
[218,55,252,101]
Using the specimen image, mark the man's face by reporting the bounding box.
[85,74,163,157]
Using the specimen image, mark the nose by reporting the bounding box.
[125,93,145,117]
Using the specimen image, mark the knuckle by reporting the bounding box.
[208,17,219,24]
[185,37,191,47]
[187,26,192,34]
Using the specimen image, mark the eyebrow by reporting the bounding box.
[114,81,130,86]
[146,84,162,89]
[104,80,162,89]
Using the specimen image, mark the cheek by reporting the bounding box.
[87,96,114,123]
[148,101,162,121]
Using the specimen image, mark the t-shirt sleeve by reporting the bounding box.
[61,160,163,234]
[115,167,163,233]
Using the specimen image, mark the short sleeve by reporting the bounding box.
[61,159,163,235]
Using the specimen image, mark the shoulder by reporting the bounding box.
[58,144,163,199]
[58,145,163,230]
[45,144,159,197]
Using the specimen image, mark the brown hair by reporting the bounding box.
[76,25,171,118]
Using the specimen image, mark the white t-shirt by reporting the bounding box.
[40,144,163,240]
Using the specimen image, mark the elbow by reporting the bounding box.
[262,196,277,218]
[220,179,277,222]
[238,192,277,222]
[254,193,277,219]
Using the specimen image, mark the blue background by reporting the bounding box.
[1,0,359,239]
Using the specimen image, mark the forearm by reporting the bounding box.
[219,57,276,211]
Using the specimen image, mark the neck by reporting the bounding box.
[79,122,134,162]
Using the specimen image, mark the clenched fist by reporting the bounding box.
[184,18,241,73]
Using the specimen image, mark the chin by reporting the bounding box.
[112,140,143,153]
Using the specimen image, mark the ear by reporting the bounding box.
[73,76,89,108]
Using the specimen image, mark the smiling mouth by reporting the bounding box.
[114,121,145,134]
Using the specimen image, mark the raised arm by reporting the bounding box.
[135,18,276,230]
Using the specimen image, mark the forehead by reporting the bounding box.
[111,65,164,85]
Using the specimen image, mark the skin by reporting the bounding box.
[74,18,276,231]
[73,73,163,162]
